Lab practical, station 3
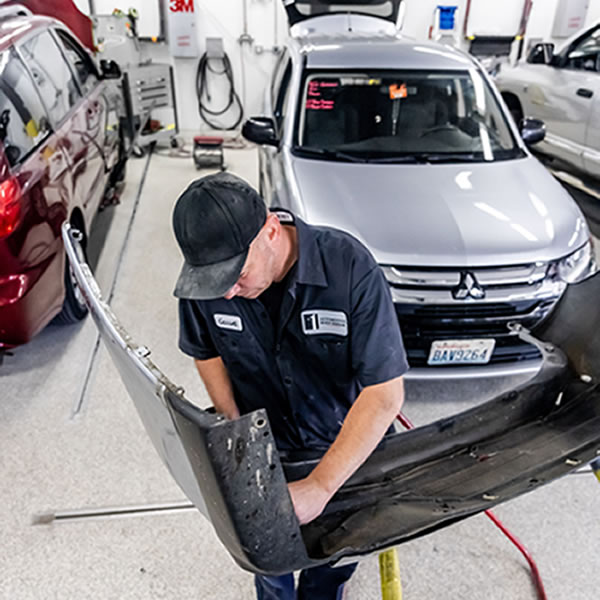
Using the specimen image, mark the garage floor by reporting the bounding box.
[1,145,599,600]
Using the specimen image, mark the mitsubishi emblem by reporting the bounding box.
[452,272,486,300]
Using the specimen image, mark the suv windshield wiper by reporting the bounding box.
[292,146,368,163]
[421,153,486,163]
[294,147,495,164]
[369,153,485,164]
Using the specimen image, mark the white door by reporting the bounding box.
[583,91,600,178]
[525,29,600,170]
[555,27,600,170]
[575,29,600,178]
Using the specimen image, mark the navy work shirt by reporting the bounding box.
[178,211,409,451]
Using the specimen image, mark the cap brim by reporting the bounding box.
[173,249,248,300]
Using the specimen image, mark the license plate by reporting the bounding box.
[427,339,496,366]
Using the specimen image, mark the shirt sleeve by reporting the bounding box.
[178,299,219,360]
[351,266,409,386]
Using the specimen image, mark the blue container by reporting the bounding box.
[438,5,457,30]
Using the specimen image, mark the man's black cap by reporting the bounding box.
[172,172,267,299]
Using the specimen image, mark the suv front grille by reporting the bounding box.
[382,264,566,368]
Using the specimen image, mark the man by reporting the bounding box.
[173,172,408,600]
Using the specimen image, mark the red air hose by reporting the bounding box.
[396,411,547,600]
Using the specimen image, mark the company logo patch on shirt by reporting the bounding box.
[214,313,243,331]
[301,310,348,336]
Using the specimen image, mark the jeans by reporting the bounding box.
[255,562,358,600]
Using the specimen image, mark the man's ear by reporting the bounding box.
[264,213,281,242]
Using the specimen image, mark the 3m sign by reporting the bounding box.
[169,0,194,12]
[167,0,198,56]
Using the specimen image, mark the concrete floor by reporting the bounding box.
[1,146,599,600]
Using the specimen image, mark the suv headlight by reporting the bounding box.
[557,239,597,283]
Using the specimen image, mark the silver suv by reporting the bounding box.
[242,0,596,378]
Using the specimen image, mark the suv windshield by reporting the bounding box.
[295,69,523,163]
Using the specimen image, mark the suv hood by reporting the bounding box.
[290,155,588,266]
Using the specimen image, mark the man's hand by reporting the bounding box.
[194,357,240,420]
[288,477,332,525]
[288,377,405,525]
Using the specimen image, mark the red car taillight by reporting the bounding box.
[0,176,22,240]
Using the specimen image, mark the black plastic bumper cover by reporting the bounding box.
[62,224,600,575]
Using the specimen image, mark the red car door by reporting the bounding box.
[19,29,105,223]
[53,27,110,219]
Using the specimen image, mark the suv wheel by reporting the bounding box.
[55,235,89,325]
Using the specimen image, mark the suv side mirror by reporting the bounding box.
[100,59,122,80]
[527,43,555,65]
[242,117,279,147]
[520,117,546,146]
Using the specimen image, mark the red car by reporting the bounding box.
[0,9,125,354]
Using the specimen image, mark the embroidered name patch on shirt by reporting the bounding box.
[274,210,294,223]
[301,310,348,336]
[214,313,243,331]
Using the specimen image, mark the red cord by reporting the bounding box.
[396,411,547,600]
[396,411,415,430]
[484,509,547,599]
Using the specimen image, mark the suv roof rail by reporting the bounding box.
[0,3,32,21]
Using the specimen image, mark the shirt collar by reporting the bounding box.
[271,208,328,289]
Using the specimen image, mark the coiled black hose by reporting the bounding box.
[196,51,244,130]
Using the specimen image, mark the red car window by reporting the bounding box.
[19,30,81,126]
[55,30,99,97]
[0,48,50,167]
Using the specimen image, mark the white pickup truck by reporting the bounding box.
[495,23,600,180]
